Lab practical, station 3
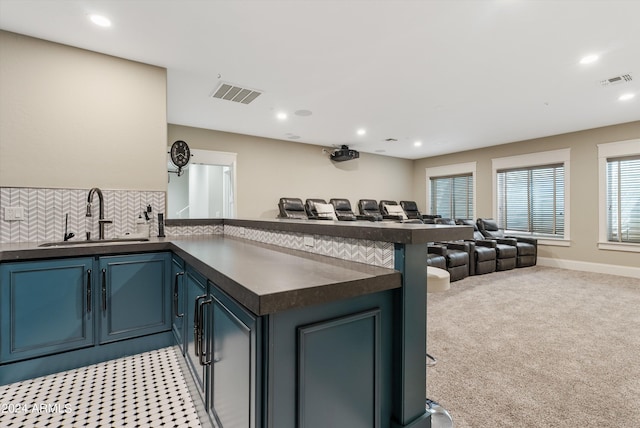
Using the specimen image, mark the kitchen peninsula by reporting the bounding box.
[0,218,472,428]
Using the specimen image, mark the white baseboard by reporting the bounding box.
[537,257,640,279]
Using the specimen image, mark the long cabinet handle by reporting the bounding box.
[174,272,185,318]
[101,268,107,313]
[198,298,213,367]
[86,269,92,314]
[193,294,207,357]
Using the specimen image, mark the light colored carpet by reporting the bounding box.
[426,266,640,428]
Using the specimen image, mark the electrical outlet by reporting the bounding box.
[304,235,315,247]
[4,206,25,221]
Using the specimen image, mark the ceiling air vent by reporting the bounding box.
[599,73,633,87]
[211,81,262,104]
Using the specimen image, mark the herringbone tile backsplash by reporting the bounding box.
[1,187,394,269]
[0,187,165,243]
[224,225,395,268]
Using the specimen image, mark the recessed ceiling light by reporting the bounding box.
[356,128,366,136]
[414,141,423,147]
[618,93,635,101]
[579,54,599,65]
[89,14,111,27]
[276,112,288,120]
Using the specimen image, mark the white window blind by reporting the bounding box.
[606,155,640,243]
[430,174,473,219]
[496,164,564,237]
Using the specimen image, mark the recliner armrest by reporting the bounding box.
[473,239,497,248]
[427,245,447,256]
[336,214,357,221]
[508,236,537,246]
[496,237,517,246]
[439,241,468,251]
[383,214,404,220]
[308,215,333,221]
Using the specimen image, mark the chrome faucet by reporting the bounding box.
[86,187,112,240]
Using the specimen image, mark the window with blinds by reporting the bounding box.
[430,174,473,219]
[606,156,640,243]
[496,164,564,237]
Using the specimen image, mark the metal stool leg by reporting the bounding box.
[426,352,438,367]
[426,399,454,428]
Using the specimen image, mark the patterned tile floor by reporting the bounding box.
[0,347,201,428]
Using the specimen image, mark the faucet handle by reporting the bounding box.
[98,219,113,224]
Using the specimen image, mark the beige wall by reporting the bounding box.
[412,121,640,269]
[0,31,167,191]
[168,124,415,219]
[2,30,637,270]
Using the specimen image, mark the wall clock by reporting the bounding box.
[170,140,191,168]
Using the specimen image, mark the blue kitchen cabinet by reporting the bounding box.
[171,255,186,354]
[97,253,171,344]
[181,263,260,428]
[1,252,172,384]
[209,286,259,428]
[184,265,209,404]
[0,258,95,363]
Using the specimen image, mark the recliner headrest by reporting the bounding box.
[359,199,378,211]
[478,218,499,231]
[280,198,305,211]
[305,198,327,216]
[400,201,418,211]
[456,218,478,230]
[330,198,352,212]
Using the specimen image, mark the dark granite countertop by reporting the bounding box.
[173,217,473,244]
[0,235,400,316]
[170,236,400,315]
[0,219,471,315]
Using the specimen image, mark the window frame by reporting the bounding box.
[425,162,476,220]
[597,139,640,253]
[492,149,571,247]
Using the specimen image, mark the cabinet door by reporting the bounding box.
[98,253,171,344]
[0,258,94,363]
[171,256,186,353]
[210,286,258,428]
[185,266,209,403]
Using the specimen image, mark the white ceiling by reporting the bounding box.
[1,0,639,159]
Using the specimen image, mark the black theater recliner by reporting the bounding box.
[455,219,498,275]
[357,199,384,221]
[476,218,537,268]
[435,217,497,276]
[277,197,308,219]
[400,201,425,222]
[427,249,447,270]
[428,243,469,282]
[329,198,362,221]
[450,217,516,271]
[379,200,423,223]
[305,199,334,220]
[379,200,406,221]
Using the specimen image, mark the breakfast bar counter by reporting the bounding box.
[0,218,472,428]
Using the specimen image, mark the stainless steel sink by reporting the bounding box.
[38,238,150,247]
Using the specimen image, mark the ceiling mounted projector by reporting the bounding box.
[330,145,360,162]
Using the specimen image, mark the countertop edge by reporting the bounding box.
[1,236,402,316]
